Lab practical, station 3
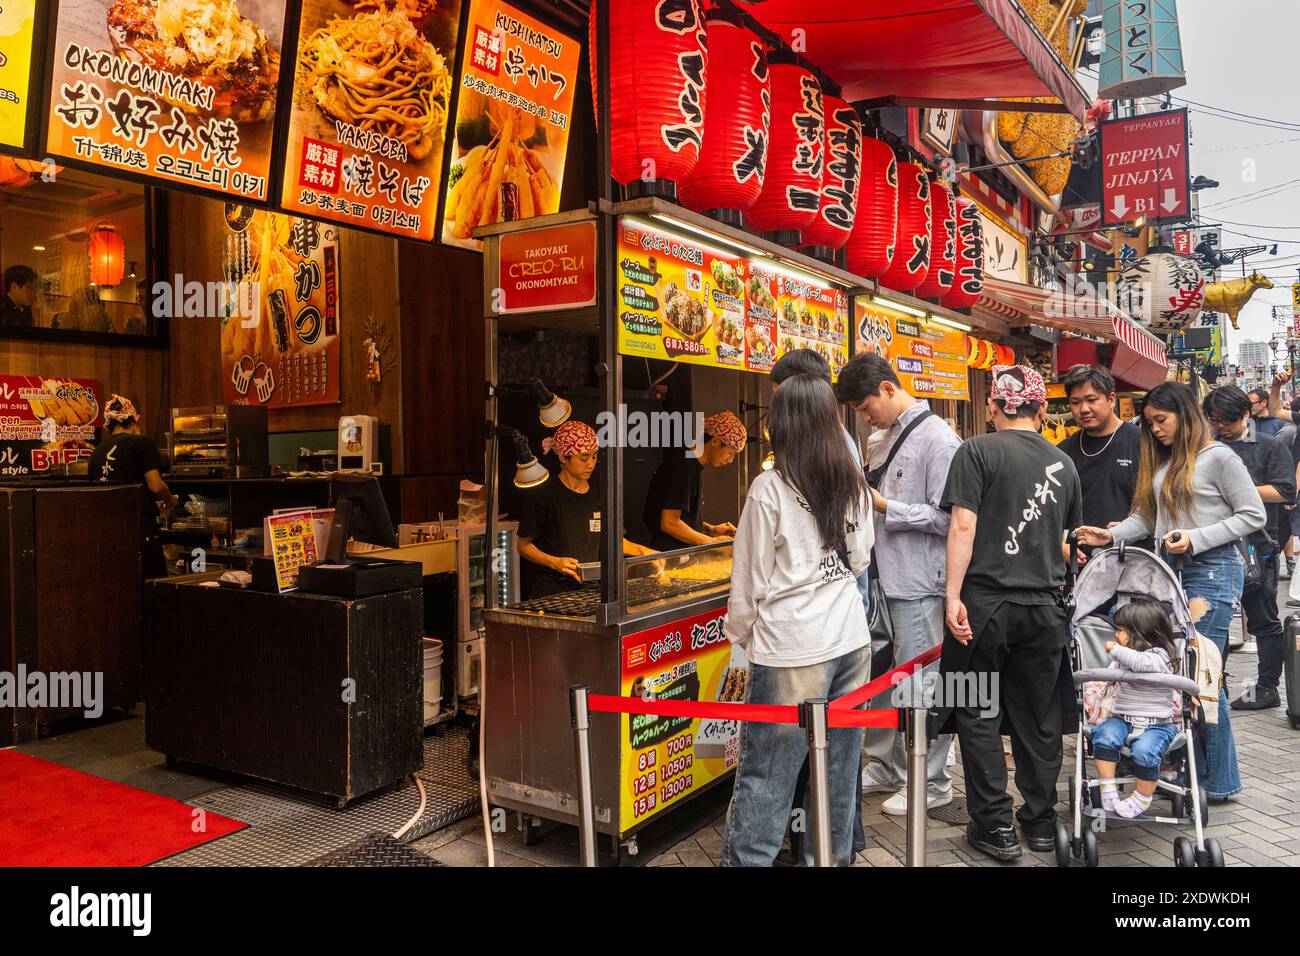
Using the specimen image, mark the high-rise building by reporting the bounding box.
[1238,340,1272,388]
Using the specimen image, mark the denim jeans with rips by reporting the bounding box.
[721,642,872,867]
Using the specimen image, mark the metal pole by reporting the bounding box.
[570,685,598,867]
[904,706,930,867]
[803,698,833,867]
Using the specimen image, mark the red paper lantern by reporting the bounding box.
[942,197,985,309]
[878,161,931,293]
[746,57,822,242]
[915,179,956,300]
[845,137,897,279]
[89,225,125,287]
[678,11,769,221]
[589,0,708,195]
[800,95,861,254]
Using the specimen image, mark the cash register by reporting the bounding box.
[296,474,421,597]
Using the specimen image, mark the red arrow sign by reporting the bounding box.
[1100,109,1191,228]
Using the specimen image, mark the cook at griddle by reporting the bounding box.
[642,410,746,551]
[517,420,657,598]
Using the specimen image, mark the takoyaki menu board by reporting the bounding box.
[220,204,340,408]
[855,300,970,401]
[0,375,103,477]
[619,605,747,833]
[43,0,289,201]
[615,218,848,379]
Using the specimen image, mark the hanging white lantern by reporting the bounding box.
[1111,252,1205,335]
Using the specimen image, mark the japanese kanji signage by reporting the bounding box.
[43,0,288,201]
[441,0,579,250]
[1098,0,1187,100]
[855,301,970,401]
[920,108,959,157]
[974,201,1028,284]
[220,205,340,409]
[0,375,102,477]
[0,0,37,150]
[1100,108,1190,227]
[279,0,465,241]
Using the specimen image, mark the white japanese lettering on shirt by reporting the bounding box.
[1005,461,1065,556]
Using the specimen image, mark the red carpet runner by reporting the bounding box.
[0,750,247,866]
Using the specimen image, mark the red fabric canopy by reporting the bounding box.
[737,0,1090,121]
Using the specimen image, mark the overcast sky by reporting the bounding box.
[1166,1,1300,363]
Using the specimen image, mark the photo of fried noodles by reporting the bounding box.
[298,4,450,161]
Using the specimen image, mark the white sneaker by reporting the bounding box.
[881,787,954,816]
[861,764,903,795]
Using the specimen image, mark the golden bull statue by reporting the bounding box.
[1202,273,1274,330]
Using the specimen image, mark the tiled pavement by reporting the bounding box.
[412,584,1300,868]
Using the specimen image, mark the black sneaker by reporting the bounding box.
[965,823,1022,861]
[1231,686,1281,710]
[1287,599,1300,609]
[1020,820,1057,852]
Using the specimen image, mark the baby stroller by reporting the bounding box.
[1055,541,1225,868]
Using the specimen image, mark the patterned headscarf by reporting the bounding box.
[104,393,139,425]
[541,420,598,458]
[703,411,747,451]
[990,365,1046,411]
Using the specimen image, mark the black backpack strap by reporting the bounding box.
[866,410,935,486]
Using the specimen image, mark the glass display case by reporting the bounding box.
[169,405,269,477]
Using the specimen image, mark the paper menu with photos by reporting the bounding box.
[264,509,329,591]
[855,299,970,401]
[0,0,37,149]
[279,0,464,241]
[614,217,848,379]
[440,0,580,250]
[43,0,288,200]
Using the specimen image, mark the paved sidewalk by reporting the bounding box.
[413,584,1300,867]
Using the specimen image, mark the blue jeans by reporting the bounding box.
[722,643,872,867]
[1092,717,1178,781]
[1166,545,1243,799]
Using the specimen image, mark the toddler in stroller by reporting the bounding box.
[1091,600,1179,819]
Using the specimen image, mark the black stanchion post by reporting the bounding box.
[803,698,833,867]
[570,685,597,867]
[905,706,929,867]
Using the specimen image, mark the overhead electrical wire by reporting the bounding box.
[1199,177,1300,211]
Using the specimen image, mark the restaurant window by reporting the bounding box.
[0,163,156,340]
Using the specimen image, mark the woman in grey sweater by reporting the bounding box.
[1076,382,1265,800]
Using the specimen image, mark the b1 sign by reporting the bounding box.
[1101,109,1190,227]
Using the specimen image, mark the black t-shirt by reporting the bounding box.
[89,432,165,527]
[643,450,703,551]
[1058,421,1145,548]
[518,475,604,597]
[1226,432,1297,554]
[942,429,1083,600]
[0,295,33,327]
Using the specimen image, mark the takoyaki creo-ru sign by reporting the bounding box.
[0,376,103,476]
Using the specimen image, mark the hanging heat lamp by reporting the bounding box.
[915,178,956,300]
[878,160,931,293]
[942,196,985,310]
[746,54,823,246]
[845,136,897,280]
[800,94,862,260]
[88,224,126,287]
[678,9,769,225]
[589,0,708,199]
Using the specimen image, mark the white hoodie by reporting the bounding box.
[723,470,874,667]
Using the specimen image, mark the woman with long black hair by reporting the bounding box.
[720,374,873,866]
[1075,381,1265,800]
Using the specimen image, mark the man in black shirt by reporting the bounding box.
[642,410,746,551]
[0,265,37,327]
[941,365,1082,861]
[89,394,177,579]
[1057,365,1145,558]
[1203,387,1296,711]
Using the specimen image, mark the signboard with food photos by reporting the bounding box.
[619,604,747,833]
[42,0,288,201]
[0,0,39,150]
[219,203,341,408]
[440,0,579,250]
[278,0,464,241]
[615,218,849,379]
[855,300,970,401]
[0,375,102,477]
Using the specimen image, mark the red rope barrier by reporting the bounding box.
[829,645,942,711]
[828,709,901,729]
[588,694,800,725]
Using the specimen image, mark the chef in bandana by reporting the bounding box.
[937,365,1083,862]
[642,410,747,550]
[516,420,657,598]
[89,394,177,579]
